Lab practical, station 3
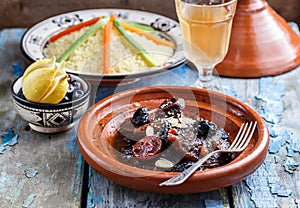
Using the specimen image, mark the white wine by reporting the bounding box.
[176,0,236,68]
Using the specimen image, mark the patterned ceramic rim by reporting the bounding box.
[21,9,186,82]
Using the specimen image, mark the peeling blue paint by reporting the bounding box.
[204,199,228,208]
[24,168,38,178]
[278,188,293,197]
[87,189,95,208]
[245,159,294,205]
[256,77,299,168]
[268,175,280,184]
[288,136,300,153]
[0,145,5,154]
[267,126,290,154]
[12,62,24,76]
[22,193,36,208]
[256,77,285,124]
[268,140,284,154]
[9,179,26,205]
[258,100,284,124]
[268,127,279,138]
[256,77,286,101]
[273,155,280,163]
[65,128,84,195]
[295,199,300,207]
[0,129,19,154]
[286,145,296,157]
[270,183,281,194]
[16,162,23,168]
[245,162,279,208]
[268,136,289,154]
[245,75,300,206]
[88,170,102,205]
[65,129,80,153]
[283,159,300,174]
[268,176,292,197]
[222,83,237,98]
[271,185,292,197]
[0,29,25,50]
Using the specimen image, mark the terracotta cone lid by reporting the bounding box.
[215,0,300,78]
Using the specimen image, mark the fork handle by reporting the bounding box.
[159,150,220,186]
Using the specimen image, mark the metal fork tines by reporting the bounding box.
[159,121,257,187]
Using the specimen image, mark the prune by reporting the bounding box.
[120,147,133,159]
[166,160,195,172]
[157,97,184,118]
[220,129,229,140]
[73,81,81,90]
[195,120,217,138]
[202,152,234,168]
[62,79,85,102]
[74,90,84,98]
[131,107,150,127]
[67,84,75,93]
[158,121,170,146]
[132,136,162,158]
[17,88,26,99]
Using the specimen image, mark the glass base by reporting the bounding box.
[29,123,74,134]
[194,76,224,92]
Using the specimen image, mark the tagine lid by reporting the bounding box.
[215,0,300,78]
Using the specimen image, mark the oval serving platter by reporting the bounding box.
[21,9,185,85]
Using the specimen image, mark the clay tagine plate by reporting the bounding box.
[77,86,269,194]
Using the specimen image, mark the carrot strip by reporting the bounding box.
[119,20,156,33]
[118,21,175,48]
[49,16,102,42]
[113,20,158,67]
[57,17,109,63]
[103,15,116,74]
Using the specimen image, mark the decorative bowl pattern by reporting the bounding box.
[11,74,90,133]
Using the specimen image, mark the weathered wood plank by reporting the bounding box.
[0,29,84,207]
[0,0,176,29]
[89,168,230,208]
[0,0,299,29]
[228,67,300,208]
[1,22,299,207]
[227,23,300,208]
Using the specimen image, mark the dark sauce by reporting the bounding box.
[112,98,235,172]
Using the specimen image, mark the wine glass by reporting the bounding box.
[175,0,237,88]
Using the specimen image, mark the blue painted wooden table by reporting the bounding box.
[0,24,299,208]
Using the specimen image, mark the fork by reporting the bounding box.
[159,121,257,186]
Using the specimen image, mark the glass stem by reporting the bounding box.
[193,65,216,89]
[199,66,214,83]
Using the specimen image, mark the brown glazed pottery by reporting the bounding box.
[77,86,269,194]
[215,0,300,78]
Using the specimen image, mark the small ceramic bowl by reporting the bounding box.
[77,86,269,194]
[11,74,90,133]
